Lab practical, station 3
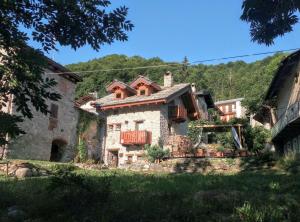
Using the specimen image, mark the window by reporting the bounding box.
[116,93,122,99]
[127,155,133,164]
[48,103,58,130]
[50,104,58,119]
[115,124,121,131]
[135,120,144,131]
[108,124,114,132]
[140,90,146,95]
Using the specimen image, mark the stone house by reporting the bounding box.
[254,50,300,153]
[215,98,246,122]
[91,72,208,167]
[1,58,81,161]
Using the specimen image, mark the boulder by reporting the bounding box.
[15,168,32,178]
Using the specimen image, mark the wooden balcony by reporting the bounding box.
[120,130,152,145]
[271,101,300,140]
[168,105,187,122]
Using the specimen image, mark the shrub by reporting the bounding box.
[145,144,169,163]
[50,163,78,174]
[77,138,87,162]
[277,151,300,174]
[251,126,271,153]
[235,201,286,222]
[216,132,234,149]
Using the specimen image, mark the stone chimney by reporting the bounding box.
[191,83,196,93]
[164,71,173,87]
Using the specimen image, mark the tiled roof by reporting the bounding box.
[95,83,190,107]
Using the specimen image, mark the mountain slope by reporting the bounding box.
[67,53,286,113]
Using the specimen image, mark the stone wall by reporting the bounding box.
[121,157,242,174]
[103,105,162,165]
[6,70,79,161]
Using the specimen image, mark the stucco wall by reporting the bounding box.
[6,70,78,161]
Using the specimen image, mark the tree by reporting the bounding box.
[241,0,300,45]
[0,0,133,147]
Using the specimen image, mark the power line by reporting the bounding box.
[45,47,300,75]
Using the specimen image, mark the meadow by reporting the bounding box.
[0,156,300,222]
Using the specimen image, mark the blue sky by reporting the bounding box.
[28,0,300,65]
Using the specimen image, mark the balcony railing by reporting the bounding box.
[120,130,152,145]
[271,101,300,138]
[168,105,187,122]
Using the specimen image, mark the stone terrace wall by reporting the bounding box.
[121,158,243,174]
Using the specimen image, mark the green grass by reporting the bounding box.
[1,163,300,222]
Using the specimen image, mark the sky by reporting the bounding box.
[28,0,300,65]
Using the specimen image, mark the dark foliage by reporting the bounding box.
[69,53,285,115]
[0,0,133,147]
[241,0,300,45]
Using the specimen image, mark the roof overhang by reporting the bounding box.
[265,50,300,100]
[106,80,136,94]
[95,99,166,110]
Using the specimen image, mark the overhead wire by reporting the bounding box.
[45,47,300,75]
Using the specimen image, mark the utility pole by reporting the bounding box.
[229,69,232,98]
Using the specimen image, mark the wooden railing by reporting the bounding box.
[168,105,187,122]
[271,101,300,138]
[120,130,152,145]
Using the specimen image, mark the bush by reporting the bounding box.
[251,126,271,153]
[50,163,78,174]
[76,138,87,162]
[277,152,300,174]
[216,132,235,149]
[145,144,169,163]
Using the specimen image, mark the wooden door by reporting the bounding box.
[108,151,118,167]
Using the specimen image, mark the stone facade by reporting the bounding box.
[3,68,80,161]
[102,100,190,167]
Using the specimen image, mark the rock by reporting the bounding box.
[15,168,32,178]
[7,206,26,220]
[31,168,39,177]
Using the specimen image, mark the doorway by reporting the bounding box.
[108,150,119,167]
[50,139,67,162]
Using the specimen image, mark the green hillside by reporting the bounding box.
[67,53,286,114]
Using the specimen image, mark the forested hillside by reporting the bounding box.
[67,53,286,114]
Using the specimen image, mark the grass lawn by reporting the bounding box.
[0,160,300,222]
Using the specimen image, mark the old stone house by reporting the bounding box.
[254,50,300,154]
[1,58,81,161]
[91,72,208,167]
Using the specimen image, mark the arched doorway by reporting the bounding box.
[50,139,67,162]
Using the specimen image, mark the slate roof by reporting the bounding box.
[106,79,136,94]
[94,83,190,107]
[215,98,244,105]
[130,75,162,90]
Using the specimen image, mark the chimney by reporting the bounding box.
[191,83,196,93]
[164,71,173,87]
